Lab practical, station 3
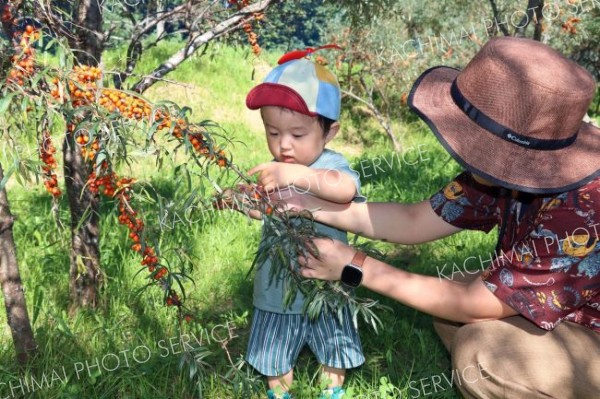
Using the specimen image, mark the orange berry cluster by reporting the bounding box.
[229,0,262,55]
[141,246,159,273]
[98,88,152,121]
[39,130,61,197]
[165,291,181,307]
[87,170,118,197]
[242,21,261,56]
[49,62,230,169]
[49,65,101,106]
[69,65,101,106]
[6,24,39,86]
[99,84,229,167]
[72,127,101,161]
[113,178,154,262]
[84,157,184,309]
[90,165,173,297]
[185,126,229,167]
[562,17,581,34]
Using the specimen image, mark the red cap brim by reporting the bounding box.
[246,83,317,117]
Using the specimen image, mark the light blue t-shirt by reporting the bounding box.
[253,149,365,314]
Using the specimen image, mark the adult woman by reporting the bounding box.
[283,37,600,398]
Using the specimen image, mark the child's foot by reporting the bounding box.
[319,386,345,399]
[267,389,292,399]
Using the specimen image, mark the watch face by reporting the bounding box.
[341,265,362,287]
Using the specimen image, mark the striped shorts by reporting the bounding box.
[246,307,364,376]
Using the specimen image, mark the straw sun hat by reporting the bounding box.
[408,36,600,194]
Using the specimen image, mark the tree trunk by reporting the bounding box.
[64,0,103,310]
[151,0,166,39]
[63,134,102,311]
[0,162,38,364]
[70,0,103,65]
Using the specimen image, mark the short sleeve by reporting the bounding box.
[311,149,366,203]
[429,172,499,232]
[482,179,600,331]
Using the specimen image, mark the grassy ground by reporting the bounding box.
[0,42,521,399]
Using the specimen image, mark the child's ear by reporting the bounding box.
[324,122,340,143]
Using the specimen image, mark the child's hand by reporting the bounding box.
[248,162,307,192]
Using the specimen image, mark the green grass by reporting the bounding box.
[0,42,503,398]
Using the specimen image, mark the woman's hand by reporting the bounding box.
[299,238,355,281]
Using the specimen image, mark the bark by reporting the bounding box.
[63,135,102,311]
[150,0,166,39]
[0,162,38,364]
[69,0,104,65]
[64,0,104,310]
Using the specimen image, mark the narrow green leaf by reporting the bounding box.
[32,284,44,326]
[0,92,15,114]
[0,165,15,191]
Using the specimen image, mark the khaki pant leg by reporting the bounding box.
[438,317,600,399]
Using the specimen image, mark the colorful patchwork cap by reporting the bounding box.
[246,45,342,121]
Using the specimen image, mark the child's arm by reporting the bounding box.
[248,162,357,203]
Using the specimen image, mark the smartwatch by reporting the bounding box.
[341,251,367,288]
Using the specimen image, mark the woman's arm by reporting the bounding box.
[300,238,518,323]
[280,189,461,245]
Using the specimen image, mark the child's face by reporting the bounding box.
[260,106,337,166]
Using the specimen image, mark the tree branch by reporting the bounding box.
[33,0,78,44]
[487,0,510,36]
[514,0,544,39]
[341,88,401,152]
[113,0,217,88]
[130,0,278,94]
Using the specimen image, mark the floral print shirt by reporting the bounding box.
[430,172,600,332]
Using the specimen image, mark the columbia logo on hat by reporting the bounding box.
[507,133,531,146]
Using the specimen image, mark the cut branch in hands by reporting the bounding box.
[211,181,384,330]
